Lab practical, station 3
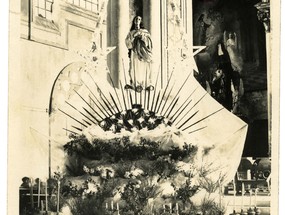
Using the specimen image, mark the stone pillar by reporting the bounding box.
[107,0,129,87]
[149,0,161,85]
[255,0,271,156]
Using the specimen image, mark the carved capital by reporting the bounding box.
[255,1,270,33]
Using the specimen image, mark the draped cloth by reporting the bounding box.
[125,29,153,85]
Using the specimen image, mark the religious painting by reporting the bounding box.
[8,0,280,214]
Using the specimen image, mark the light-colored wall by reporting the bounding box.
[9,0,107,202]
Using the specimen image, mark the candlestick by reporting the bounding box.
[249,190,252,208]
[233,179,236,211]
[38,179,41,208]
[41,200,44,211]
[241,183,245,210]
[117,202,120,215]
[255,188,258,207]
[30,178,34,209]
[176,203,179,214]
[45,180,48,211]
[57,180,60,213]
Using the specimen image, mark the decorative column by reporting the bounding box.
[143,0,161,85]
[255,0,271,156]
[107,0,129,86]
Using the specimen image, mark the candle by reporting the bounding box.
[117,202,120,215]
[111,200,114,210]
[163,204,166,213]
[241,183,244,210]
[255,188,258,207]
[38,179,41,208]
[45,180,48,211]
[57,181,60,213]
[106,202,108,210]
[176,203,179,214]
[41,200,44,211]
[233,179,236,211]
[30,178,34,209]
[249,190,252,208]
[169,203,172,212]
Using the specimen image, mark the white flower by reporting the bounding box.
[89,168,95,174]
[85,181,99,194]
[110,125,116,132]
[118,119,123,124]
[124,171,131,178]
[83,165,89,173]
[158,182,175,197]
[149,118,155,124]
[138,117,144,123]
[128,119,134,125]
[130,168,144,177]
[96,166,115,179]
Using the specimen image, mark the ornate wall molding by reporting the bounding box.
[255,1,270,33]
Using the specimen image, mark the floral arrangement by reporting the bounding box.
[58,105,210,214]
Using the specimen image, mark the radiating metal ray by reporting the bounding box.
[87,71,116,113]
[163,71,192,116]
[156,70,174,113]
[159,82,176,115]
[74,90,104,120]
[144,69,148,109]
[165,97,180,118]
[82,107,100,123]
[170,86,198,121]
[109,92,121,113]
[178,110,199,129]
[65,101,96,125]
[120,81,128,110]
[122,58,131,109]
[175,92,207,126]
[182,108,224,131]
[80,79,111,117]
[62,128,79,135]
[108,73,123,111]
[150,70,160,111]
[58,109,87,128]
[171,99,192,123]
[82,119,92,126]
[187,126,207,135]
[88,95,110,118]
[153,91,161,113]
[71,125,83,132]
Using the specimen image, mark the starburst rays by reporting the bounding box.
[58,65,223,136]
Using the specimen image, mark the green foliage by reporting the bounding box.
[64,134,197,165]
[174,179,199,204]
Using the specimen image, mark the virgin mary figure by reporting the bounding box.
[125,16,153,91]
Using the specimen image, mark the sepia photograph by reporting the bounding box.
[7,0,281,214]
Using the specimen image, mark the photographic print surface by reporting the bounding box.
[8,0,280,214]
